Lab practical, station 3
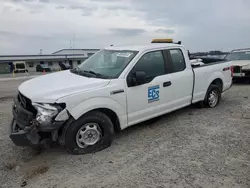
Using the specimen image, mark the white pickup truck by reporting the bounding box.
[10,41,232,154]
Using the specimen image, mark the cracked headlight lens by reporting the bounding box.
[32,103,59,125]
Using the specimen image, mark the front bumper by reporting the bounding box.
[9,119,33,146]
[233,74,250,78]
[233,67,250,78]
[233,73,246,77]
[10,96,65,147]
[9,119,38,146]
[9,118,65,147]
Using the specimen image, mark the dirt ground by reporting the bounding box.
[0,84,249,188]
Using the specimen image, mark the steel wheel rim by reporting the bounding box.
[208,90,218,107]
[76,123,102,148]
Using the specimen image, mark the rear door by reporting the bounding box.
[164,48,193,107]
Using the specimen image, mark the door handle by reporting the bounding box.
[163,81,172,87]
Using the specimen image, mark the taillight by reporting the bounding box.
[230,66,234,77]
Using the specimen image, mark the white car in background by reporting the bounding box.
[225,48,250,83]
[9,39,233,154]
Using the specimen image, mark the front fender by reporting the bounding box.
[68,97,127,127]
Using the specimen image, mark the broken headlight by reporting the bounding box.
[32,103,59,126]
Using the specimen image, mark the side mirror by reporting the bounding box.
[134,71,146,85]
[127,71,146,87]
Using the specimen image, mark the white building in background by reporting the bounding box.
[0,49,99,73]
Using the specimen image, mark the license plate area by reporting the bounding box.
[233,73,245,77]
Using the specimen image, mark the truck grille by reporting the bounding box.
[242,70,250,76]
[18,92,37,114]
[233,66,241,73]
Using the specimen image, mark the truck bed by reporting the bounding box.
[191,60,232,103]
[192,59,228,68]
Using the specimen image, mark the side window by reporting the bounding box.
[169,49,186,72]
[131,51,165,82]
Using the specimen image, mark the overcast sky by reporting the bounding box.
[0,0,250,55]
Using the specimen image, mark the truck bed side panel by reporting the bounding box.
[192,62,232,103]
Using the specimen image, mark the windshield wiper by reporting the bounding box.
[71,68,109,78]
[82,70,106,78]
[70,67,80,74]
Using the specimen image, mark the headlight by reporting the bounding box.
[32,103,59,126]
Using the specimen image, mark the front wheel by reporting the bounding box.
[199,84,221,108]
[64,111,114,155]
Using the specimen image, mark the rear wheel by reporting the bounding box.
[199,84,221,108]
[64,111,114,155]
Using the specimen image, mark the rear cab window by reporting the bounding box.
[168,49,186,73]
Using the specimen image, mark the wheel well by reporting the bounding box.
[89,108,121,132]
[211,78,223,91]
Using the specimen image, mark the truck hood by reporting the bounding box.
[231,60,250,69]
[18,70,110,103]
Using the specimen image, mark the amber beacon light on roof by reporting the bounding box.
[151,38,181,45]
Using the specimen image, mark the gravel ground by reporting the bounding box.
[0,79,29,98]
[0,85,249,188]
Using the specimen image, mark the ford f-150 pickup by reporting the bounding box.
[10,39,233,154]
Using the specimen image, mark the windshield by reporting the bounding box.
[73,49,138,78]
[225,51,250,61]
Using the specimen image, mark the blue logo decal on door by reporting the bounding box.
[148,85,160,103]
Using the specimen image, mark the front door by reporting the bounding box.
[126,50,175,126]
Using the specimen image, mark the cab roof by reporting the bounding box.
[104,43,183,52]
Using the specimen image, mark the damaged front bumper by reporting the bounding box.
[9,96,66,147]
[9,118,65,147]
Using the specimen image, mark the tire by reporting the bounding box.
[199,84,221,108]
[64,111,114,155]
